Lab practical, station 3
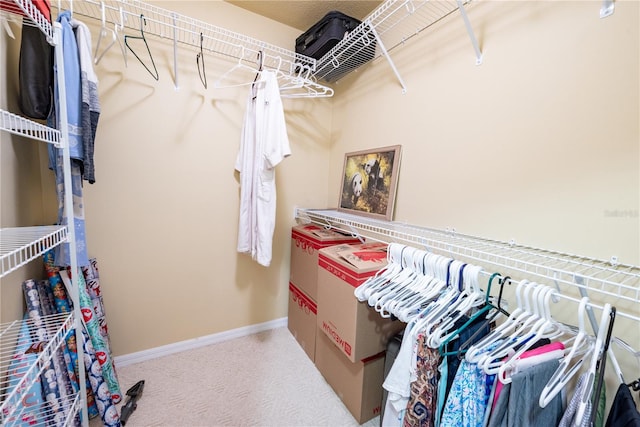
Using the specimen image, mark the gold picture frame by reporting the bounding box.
[338,145,401,221]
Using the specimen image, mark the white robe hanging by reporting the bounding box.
[236,69,291,267]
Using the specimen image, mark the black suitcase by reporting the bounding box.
[295,11,362,60]
[380,330,404,426]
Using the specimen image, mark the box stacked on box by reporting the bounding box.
[288,225,360,362]
[315,242,405,424]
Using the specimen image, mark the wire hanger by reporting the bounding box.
[196,32,207,89]
[125,14,159,81]
[93,1,116,65]
[251,50,265,100]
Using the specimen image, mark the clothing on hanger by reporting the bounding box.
[605,383,640,427]
[236,68,290,267]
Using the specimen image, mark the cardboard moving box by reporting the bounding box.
[317,242,405,362]
[290,224,360,301]
[287,282,317,362]
[315,329,385,424]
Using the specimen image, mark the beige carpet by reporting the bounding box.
[90,327,380,427]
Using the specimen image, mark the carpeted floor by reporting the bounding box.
[90,327,380,427]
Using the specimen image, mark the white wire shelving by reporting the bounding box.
[1,0,87,425]
[312,0,480,92]
[0,109,61,146]
[0,313,79,427]
[51,0,330,95]
[295,208,640,322]
[47,0,482,96]
[0,226,68,278]
[0,0,54,40]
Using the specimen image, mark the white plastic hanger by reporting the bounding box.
[494,286,567,380]
[380,249,437,312]
[373,246,422,317]
[538,296,594,408]
[411,260,467,338]
[213,45,261,89]
[354,243,403,302]
[427,264,485,349]
[574,303,613,424]
[94,1,116,65]
[367,246,418,307]
[481,284,556,374]
[393,254,451,322]
[465,279,532,364]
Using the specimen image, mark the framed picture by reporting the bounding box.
[338,145,401,221]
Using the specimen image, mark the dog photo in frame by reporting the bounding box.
[338,145,401,221]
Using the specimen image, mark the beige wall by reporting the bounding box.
[1,0,638,396]
[330,0,639,408]
[74,1,332,355]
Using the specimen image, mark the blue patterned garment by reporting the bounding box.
[440,359,496,427]
[48,10,89,267]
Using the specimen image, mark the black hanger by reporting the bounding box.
[125,14,159,81]
[628,378,640,392]
[251,50,264,100]
[590,306,617,426]
[455,274,511,360]
[196,33,207,89]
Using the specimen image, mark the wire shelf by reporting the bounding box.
[313,0,476,84]
[0,313,78,426]
[296,208,640,321]
[0,109,61,146]
[54,0,316,77]
[0,0,53,41]
[0,226,68,278]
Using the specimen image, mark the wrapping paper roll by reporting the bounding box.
[22,279,66,426]
[81,327,121,426]
[59,269,122,403]
[81,258,112,352]
[44,250,101,419]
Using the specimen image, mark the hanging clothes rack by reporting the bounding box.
[295,208,640,323]
[52,0,333,95]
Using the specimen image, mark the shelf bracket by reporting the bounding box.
[600,0,615,18]
[370,25,407,94]
[456,0,483,65]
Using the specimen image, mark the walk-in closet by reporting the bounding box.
[1,0,638,426]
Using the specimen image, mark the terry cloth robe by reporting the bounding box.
[70,16,100,184]
[48,10,89,267]
[236,69,291,267]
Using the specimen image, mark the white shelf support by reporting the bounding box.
[456,0,483,65]
[372,26,407,94]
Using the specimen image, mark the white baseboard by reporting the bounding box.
[114,317,288,367]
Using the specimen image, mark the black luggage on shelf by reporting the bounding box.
[295,11,362,60]
[380,330,404,426]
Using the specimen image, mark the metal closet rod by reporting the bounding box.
[295,208,640,322]
[54,0,316,75]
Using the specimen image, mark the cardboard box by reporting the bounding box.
[315,330,385,424]
[317,242,405,362]
[287,282,317,362]
[290,225,360,301]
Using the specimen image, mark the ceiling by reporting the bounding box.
[225,1,383,32]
